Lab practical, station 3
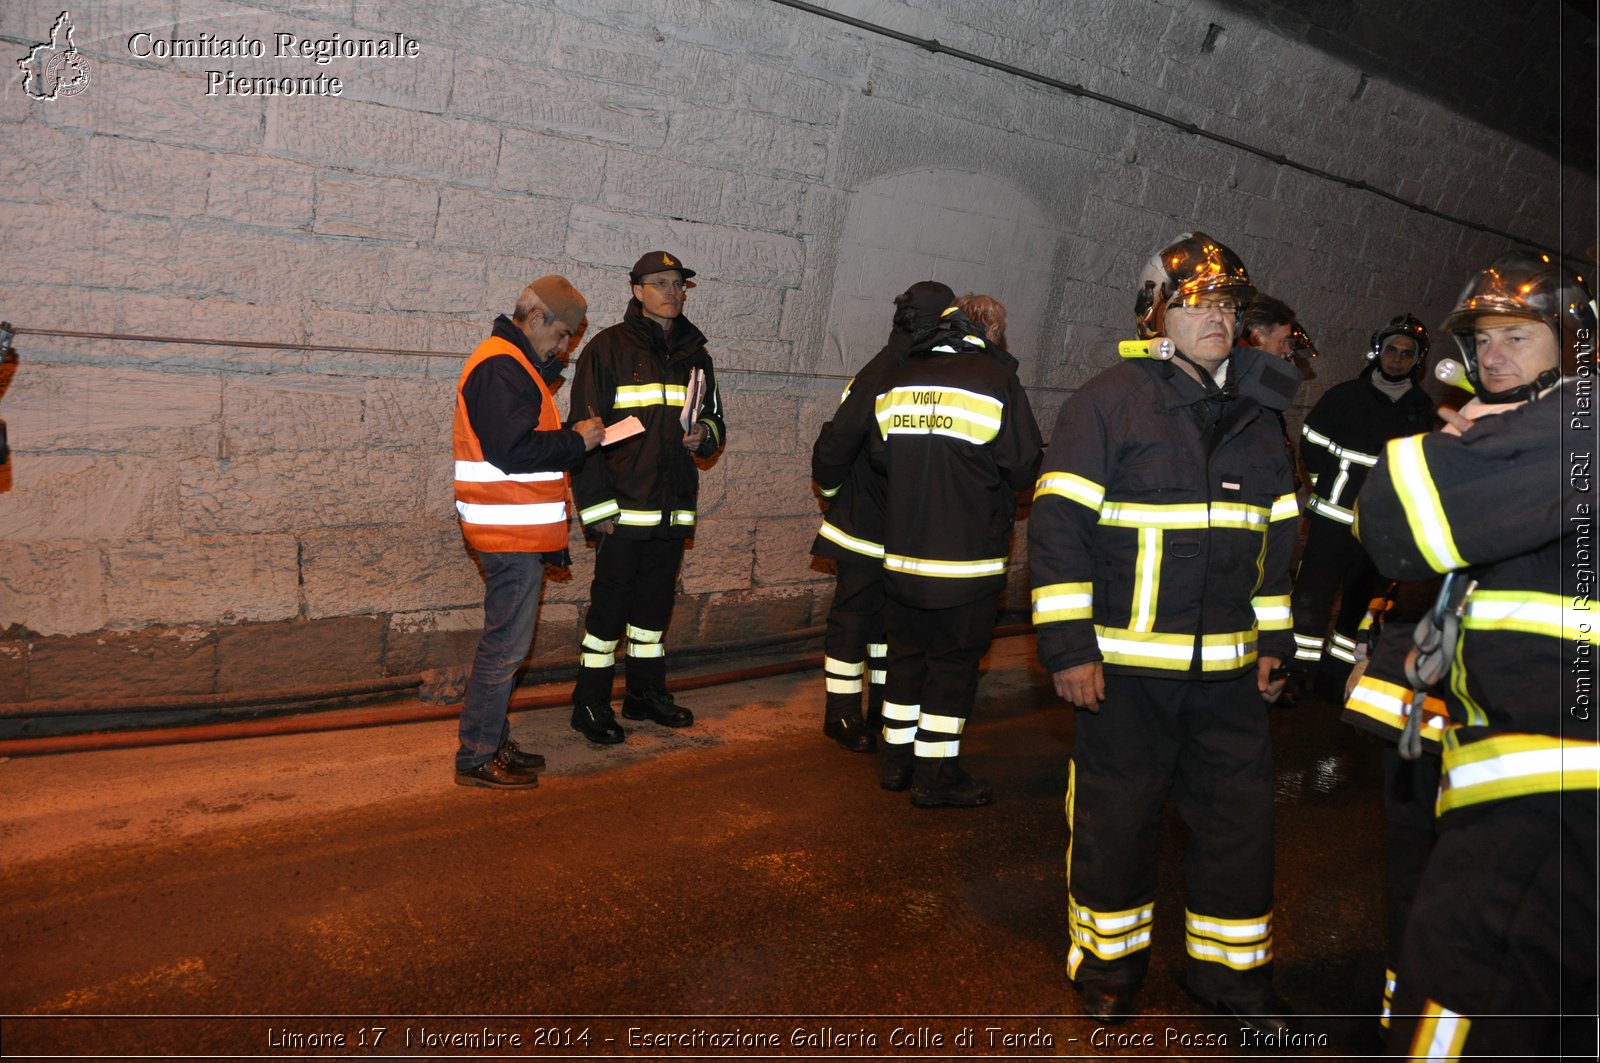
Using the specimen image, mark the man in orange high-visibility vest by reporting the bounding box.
[452,277,605,788]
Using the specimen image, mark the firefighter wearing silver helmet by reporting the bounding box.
[1290,313,1437,686]
[1441,249,1596,406]
[1030,232,1298,1030]
[1355,253,1597,1058]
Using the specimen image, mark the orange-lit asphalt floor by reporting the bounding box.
[0,635,1390,1061]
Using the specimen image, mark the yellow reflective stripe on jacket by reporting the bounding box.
[1098,500,1271,530]
[1200,630,1257,671]
[874,385,1004,445]
[1032,582,1093,624]
[1386,434,1467,573]
[817,519,885,559]
[670,509,695,526]
[1100,501,1210,528]
[1437,732,1600,814]
[617,508,663,526]
[1130,527,1163,631]
[1207,502,1271,530]
[1344,675,1449,740]
[1252,594,1292,630]
[818,483,840,498]
[613,383,687,409]
[1462,590,1578,640]
[1095,626,1194,669]
[884,553,1007,579]
[1269,492,1299,521]
[1446,647,1488,728]
[1034,471,1105,512]
[579,498,621,523]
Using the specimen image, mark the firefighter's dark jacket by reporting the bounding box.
[1300,363,1435,525]
[1030,347,1300,679]
[567,300,726,541]
[1355,379,1597,816]
[844,314,1042,609]
[810,328,913,562]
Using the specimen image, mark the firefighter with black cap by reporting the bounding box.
[1357,250,1598,1058]
[1290,315,1437,690]
[567,251,727,745]
[1029,232,1301,1029]
[811,281,956,753]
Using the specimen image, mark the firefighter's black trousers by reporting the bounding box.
[1066,670,1276,1005]
[822,556,886,723]
[572,535,684,706]
[1291,513,1380,669]
[1386,792,1598,1059]
[879,592,998,760]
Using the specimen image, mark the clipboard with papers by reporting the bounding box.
[679,367,705,432]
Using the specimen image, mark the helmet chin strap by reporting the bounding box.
[1476,366,1562,405]
[1168,347,1229,397]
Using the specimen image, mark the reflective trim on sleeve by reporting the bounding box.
[817,520,886,559]
[579,499,621,524]
[1032,581,1093,624]
[1034,471,1105,512]
[1344,676,1448,741]
[818,483,840,499]
[1386,434,1467,573]
[1252,594,1292,630]
[1269,493,1300,521]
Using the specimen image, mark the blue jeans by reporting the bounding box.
[458,551,545,771]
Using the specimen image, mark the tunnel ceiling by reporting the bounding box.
[1212,0,1597,174]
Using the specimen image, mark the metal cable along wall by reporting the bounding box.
[765,0,1574,263]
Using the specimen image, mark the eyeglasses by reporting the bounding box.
[640,279,688,293]
[1172,297,1239,315]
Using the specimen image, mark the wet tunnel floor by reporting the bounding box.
[0,638,1389,1059]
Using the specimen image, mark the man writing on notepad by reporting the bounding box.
[566,251,728,745]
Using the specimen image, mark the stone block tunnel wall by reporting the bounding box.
[0,0,1591,706]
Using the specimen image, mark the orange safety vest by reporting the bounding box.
[452,336,569,553]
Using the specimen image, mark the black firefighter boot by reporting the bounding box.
[823,692,876,753]
[910,756,992,808]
